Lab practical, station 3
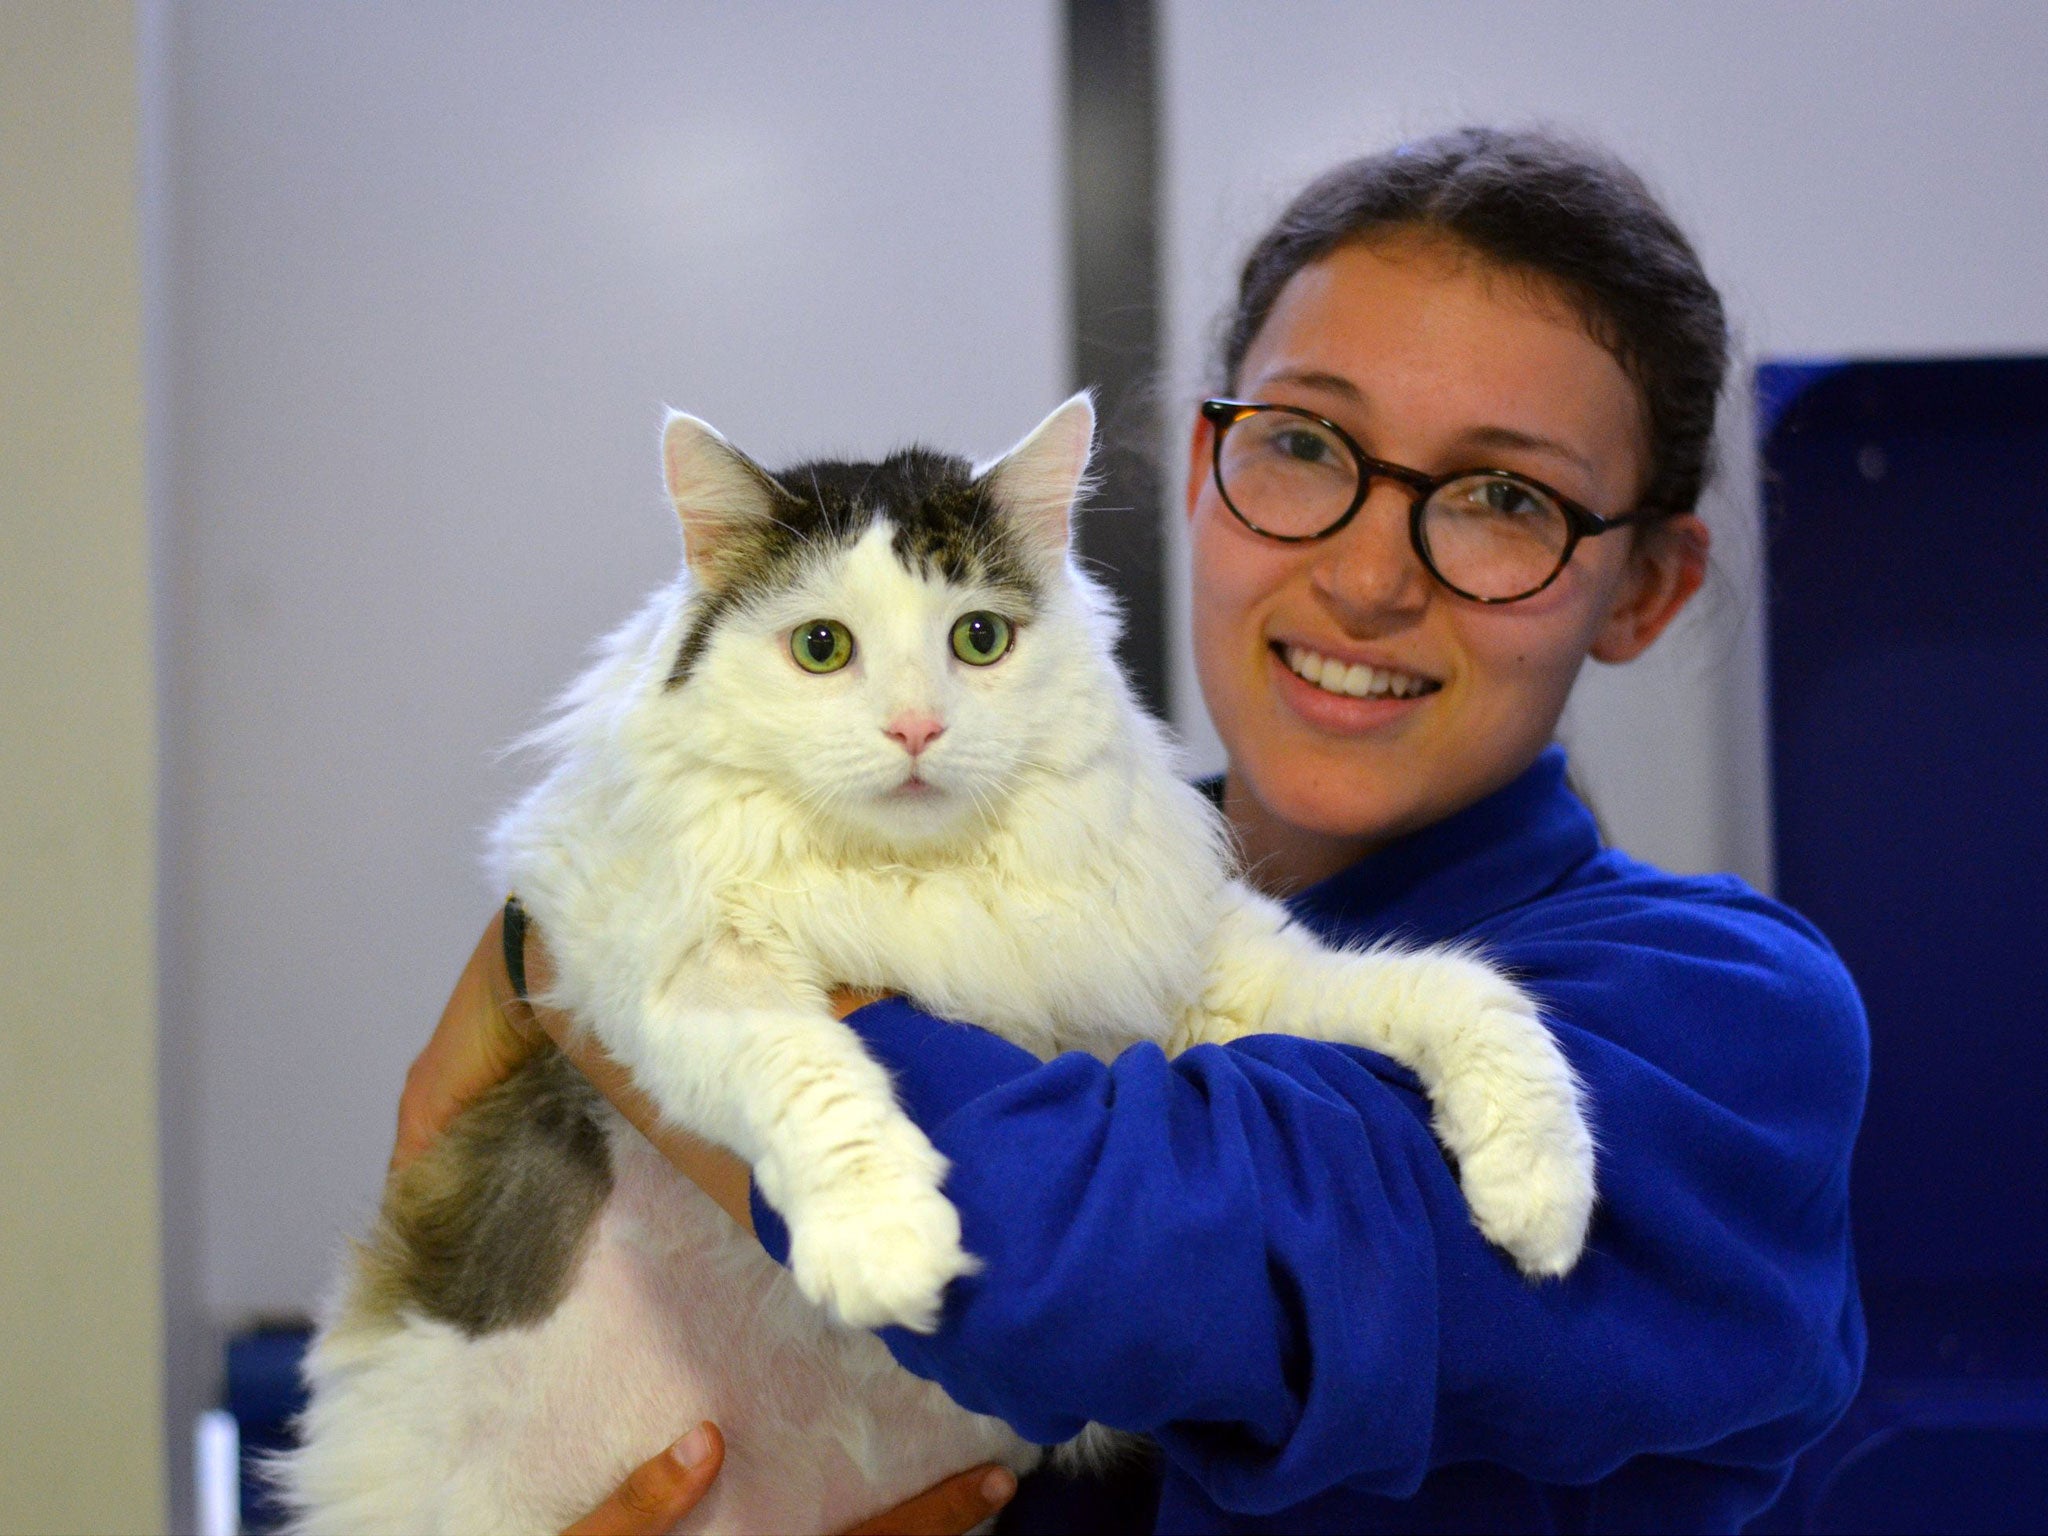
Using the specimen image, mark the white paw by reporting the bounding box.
[1452,1102,1596,1277]
[785,1156,977,1332]
[1432,994,1597,1279]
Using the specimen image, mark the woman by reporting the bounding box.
[396,127,1866,1533]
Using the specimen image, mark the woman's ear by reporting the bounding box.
[1589,513,1710,663]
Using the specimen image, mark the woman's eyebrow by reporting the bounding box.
[1456,425,1596,477]
[1260,368,1365,403]
[1260,370,1597,476]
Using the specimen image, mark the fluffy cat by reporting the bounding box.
[280,395,1594,1535]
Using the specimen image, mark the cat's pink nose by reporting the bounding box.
[884,711,946,757]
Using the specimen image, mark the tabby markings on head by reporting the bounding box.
[666,448,1042,689]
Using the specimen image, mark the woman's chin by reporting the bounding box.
[1230,744,1451,860]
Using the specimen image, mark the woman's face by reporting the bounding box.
[1187,233,1705,886]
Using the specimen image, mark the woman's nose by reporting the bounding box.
[1309,482,1431,621]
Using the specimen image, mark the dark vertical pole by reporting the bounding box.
[1066,0,1168,719]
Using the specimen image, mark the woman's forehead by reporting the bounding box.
[1238,238,1648,501]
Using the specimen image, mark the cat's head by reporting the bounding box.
[650,394,1127,853]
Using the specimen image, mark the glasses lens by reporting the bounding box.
[1420,474,1573,600]
[1215,408,1359,537]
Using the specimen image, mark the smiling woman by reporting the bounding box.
[1193,230,1708,892]
[398,126,1865,1536]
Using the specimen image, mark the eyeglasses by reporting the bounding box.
[1200,399,1656,604]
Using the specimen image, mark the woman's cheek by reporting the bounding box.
[1189,517,1268,700]
[1440,616,1583,773]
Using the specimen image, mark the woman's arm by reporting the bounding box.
[401,895,1864,1520]
[734,897,1868,1521]
[390,904,544,1174]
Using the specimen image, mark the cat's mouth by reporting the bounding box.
[889,773,940,798]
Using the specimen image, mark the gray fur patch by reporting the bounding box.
[667,447,1043,687]
[357,1046,612,1338]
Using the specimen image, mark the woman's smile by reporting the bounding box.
[1267,639,1440,734]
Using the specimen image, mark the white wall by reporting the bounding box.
[1160,0,2048,882]
[1,4,167,1530]
[154,0,1065,1368]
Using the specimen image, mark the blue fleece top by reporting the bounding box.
[751,748,1868,1533]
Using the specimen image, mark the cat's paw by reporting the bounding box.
[1431,987,1597,1279]
[785,1156,977,1333]
[1453,1101,1596,1278]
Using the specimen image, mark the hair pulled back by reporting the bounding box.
[1221,126,1729,516]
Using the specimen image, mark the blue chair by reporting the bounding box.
[1747,358,2048,1534]
[224,1322,313,1535]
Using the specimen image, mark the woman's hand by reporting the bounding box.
[390,904,543,1175]
[558,1420,1016,1535]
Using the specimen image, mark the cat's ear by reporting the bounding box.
[661,410,790,585]
[973,392,1095,564]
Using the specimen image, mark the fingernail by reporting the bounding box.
[671,1423,713,1470]
[980,1467,1017,1505]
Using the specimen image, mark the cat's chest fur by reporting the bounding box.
[656,754,1229,1062]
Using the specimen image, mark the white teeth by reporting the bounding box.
[1284,644,1433,701]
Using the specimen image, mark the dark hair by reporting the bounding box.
[1220,126,1729,516]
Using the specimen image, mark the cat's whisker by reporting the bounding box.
[959,779,1000,832]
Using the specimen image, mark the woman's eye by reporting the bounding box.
[791,620,854,673]
[1272,428,1335,465]
[1472,477,1547,518]
[950,611,1013,666]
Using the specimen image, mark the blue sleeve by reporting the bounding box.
[750,892,1868,1515]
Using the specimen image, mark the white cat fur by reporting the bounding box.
[283,395,1594,1534]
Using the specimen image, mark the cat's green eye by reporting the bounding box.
[791,620,854,674]
[950,611,1013,667]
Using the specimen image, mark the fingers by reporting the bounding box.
[828,987,891,1021]
[389,906,545,1174]
[563,1422,725,1535]
[843,1463,1017,1536]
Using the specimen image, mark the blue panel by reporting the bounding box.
[1763,357,2048,1297]
[1753,360,1848,448]
[1755,357,2048,1535]
[1811,1425,2048,1534]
